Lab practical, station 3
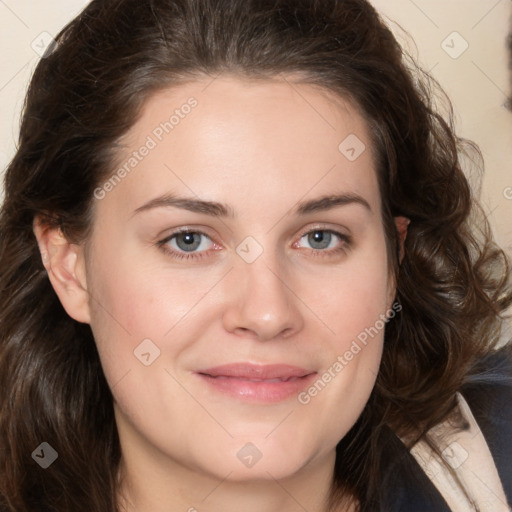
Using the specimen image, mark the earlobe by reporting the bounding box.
[33,217,91,324]
[394,216,410,264]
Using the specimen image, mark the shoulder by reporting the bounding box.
[376,345,512,512]
[461,345,512,505]
[461,344,512,445]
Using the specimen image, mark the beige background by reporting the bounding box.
[0,0,511,253]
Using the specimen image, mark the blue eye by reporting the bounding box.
[298,230,345,251]
[305,231,332,250]
[174,232,202,252]
[165,231,214,253]
[158,227,349,262]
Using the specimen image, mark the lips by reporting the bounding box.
[195,363,317,402]
[199,363,312,379]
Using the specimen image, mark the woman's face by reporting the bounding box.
[82,76,396,483]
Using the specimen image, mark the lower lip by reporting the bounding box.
[196,373,317,403]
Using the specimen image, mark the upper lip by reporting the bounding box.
[197,363,315,380]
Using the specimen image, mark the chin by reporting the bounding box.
[196,434,321,483]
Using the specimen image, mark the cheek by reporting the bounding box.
[85,243,228,386]
[331,244,391,384]
[293,236,392,441]
[86,230,220,335]
[298,237,392,345]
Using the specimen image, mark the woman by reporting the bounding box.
[0,0,510,510]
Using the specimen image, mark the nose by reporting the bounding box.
[222,256,304,341]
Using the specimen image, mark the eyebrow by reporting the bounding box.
[133,194,234,218]
[132,192,372,218]
[295,193,372,215]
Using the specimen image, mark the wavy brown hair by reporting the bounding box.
[1,0,511,510]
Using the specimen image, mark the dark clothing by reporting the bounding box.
[380,347,512,511]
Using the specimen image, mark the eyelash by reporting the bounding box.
[157,227,351,261]
[157,228,217,261]
[294,228,352,258]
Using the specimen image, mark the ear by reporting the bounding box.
[394,216,410,264]
[33,217,91,323]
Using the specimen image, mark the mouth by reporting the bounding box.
[195,363,317,403]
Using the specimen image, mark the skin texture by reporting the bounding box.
[34,75,406,512]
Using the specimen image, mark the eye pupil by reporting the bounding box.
[176,232,202,251]
[308,230,332,250]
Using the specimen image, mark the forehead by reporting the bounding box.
[101,75,381,219]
